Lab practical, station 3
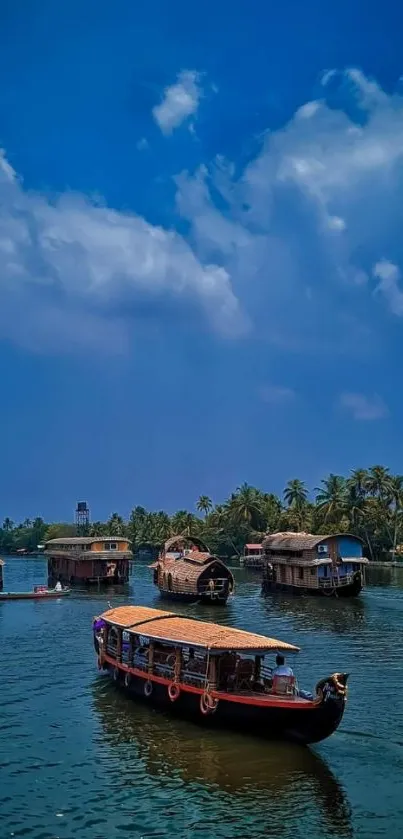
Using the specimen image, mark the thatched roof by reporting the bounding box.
[164,534,210,553]
[262,531,362,551]
[45,536,130,545]
[99,605,299,653]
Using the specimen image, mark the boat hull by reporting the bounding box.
[262,571,363,598]
[0,589,71,601]
[99,663,347,746]
[157,589,230,605]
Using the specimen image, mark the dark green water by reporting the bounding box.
[1,560,403,839]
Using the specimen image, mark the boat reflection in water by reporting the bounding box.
[261,591,366,635]
[92,680,352,837]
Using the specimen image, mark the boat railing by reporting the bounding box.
[198,578,229,594]
[318,573,355,588]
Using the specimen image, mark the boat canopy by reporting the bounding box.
[98,605,300,654]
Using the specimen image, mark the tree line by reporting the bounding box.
[1,466,402,561]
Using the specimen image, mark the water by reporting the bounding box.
[1,560,403,839]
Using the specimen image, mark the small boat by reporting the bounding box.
[93,605,349,745]
[0,585,71,601]
[150,534,234,605]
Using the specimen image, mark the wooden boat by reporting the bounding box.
[150,535,234,604]
[261,532,368,597]
[44,536,132,587]
[93,605,349,745]
[0,585,71,601]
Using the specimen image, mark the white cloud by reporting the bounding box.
[152,70,201,135]
[259,385,296,404]
[175,67,403,352]
[4,67,403,358]
[339,392,389,421]
[0,149,246,354]
[373,260,403,316]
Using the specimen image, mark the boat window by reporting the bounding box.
[280,566,286,582]
[310,567,316,575]
[105,542,118,551]
[298,567,304,580]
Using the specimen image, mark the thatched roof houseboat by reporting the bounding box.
[261,531,368,597]
[150,535,234,604]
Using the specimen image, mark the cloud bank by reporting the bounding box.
[2,67,403,360]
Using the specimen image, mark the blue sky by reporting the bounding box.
[1,0,403,521]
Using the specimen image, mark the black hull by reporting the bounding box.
[157,589,229,605]
[262,573,363,599]
[101,665,346,746]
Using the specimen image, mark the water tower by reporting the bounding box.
[76,501,90,535]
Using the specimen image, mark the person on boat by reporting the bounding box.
[272,654,294,677]
[55,580,63,592]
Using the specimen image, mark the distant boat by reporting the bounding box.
[240,543,264,568]
[150,534,234,604]
[261,532,368,597]
[44,536,132,587]
[0,585,71,601]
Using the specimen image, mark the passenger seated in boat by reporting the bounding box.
[271,655,297,696]
[217,653,237,690]
[272,654,294,677]
[55,580,62,591]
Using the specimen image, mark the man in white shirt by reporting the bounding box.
[272,653,294,677]
[55,580,62,592]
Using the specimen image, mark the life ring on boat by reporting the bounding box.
[144,680,153,698]
[200,692,218,715]
[168,683,180,702]
[113,667,119,682]
[124,672,131,689]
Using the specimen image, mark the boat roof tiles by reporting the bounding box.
[98,605,299,653]
[262,531,363,551]
[45,536,129,545]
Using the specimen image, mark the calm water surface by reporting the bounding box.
[1,560,403,838]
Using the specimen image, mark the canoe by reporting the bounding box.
[93,604,348,745]
[0,588,71,601]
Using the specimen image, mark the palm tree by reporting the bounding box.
[107,513,125,537]
[364,466,392,501]
[283,479,308,531]
[283,479,308,509]
[3,517,14,532]
[314,474,347,524]
[227,483,264,529]
[196,496,213,517]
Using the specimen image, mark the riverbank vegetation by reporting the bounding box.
[1,466,402,561]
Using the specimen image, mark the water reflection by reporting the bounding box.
[91,678,353,837]
[261,592,366,634]
[366,565,403,589]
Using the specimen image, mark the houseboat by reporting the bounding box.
[45,536,132,587]
[93,604,349,745]
[0,558,4,591]
[261,532,368,597]
[241,543,264,568]
[150,535,234,604]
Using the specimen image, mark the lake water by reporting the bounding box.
[1,559,403,839]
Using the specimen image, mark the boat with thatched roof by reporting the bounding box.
[150,535,234,604]
[93,604,349,745]
[261,531,368,597]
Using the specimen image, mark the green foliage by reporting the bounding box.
[1,465,403,560]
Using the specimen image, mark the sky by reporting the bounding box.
[1,0,403,521]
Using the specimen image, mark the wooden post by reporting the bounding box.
[148,642,154,675]
[208,656,217,690]
[174,647,182,682]
[117,628,122,663]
